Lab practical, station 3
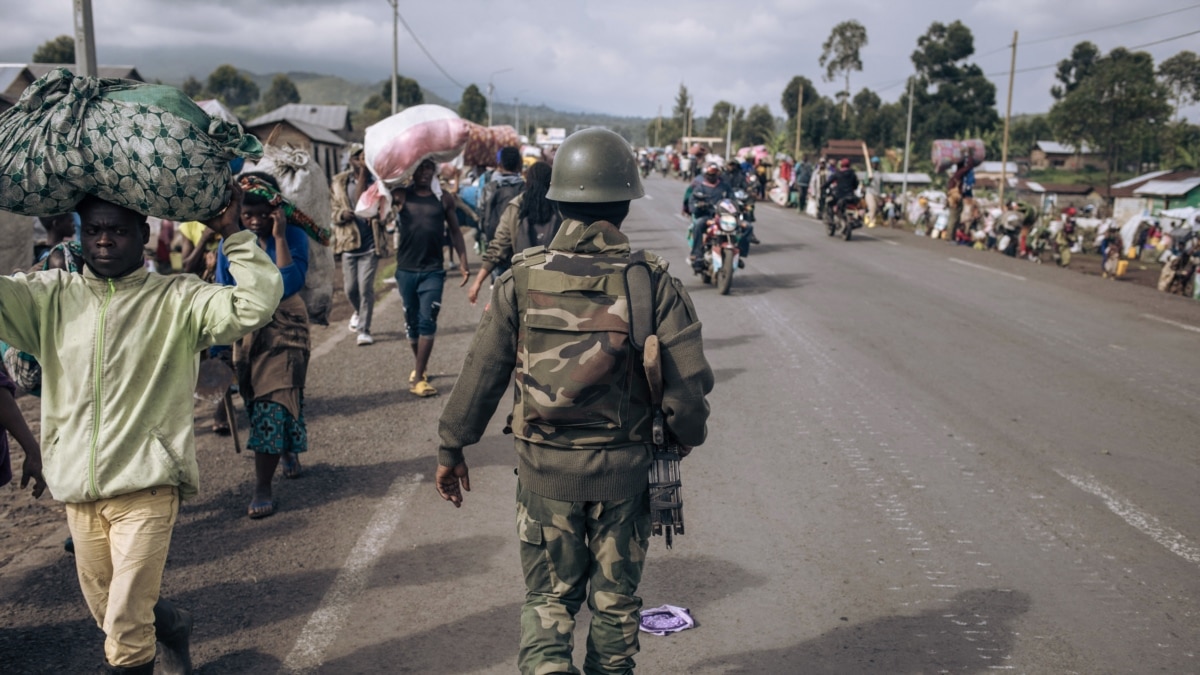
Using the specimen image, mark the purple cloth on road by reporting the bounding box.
[639,604,695,635]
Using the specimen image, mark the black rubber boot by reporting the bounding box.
[153,599,193,675]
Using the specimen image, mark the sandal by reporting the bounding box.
[408,370,431,385]
[211,422,231,436]
[410,380,438,397]
[282,452,302,479]
[247,497,276,519]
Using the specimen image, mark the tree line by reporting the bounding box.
[648,19,1200,178]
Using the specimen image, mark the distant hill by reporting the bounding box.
[242,70,453,110]
[183,69,655,144]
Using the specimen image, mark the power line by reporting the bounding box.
[1023,3,1200,47]
[1129,28,1200,50]
[395,9,466,91]
[983,27,1200,79]
[979,3,1200,57]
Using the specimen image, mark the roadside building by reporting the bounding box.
[1133,171,1200,214]
[1014,179,1099,214]
[1107,170,1174,224]
[246,103,351,182]
[878,172,932,192]
[821,139,870,167]
[1030,141,1105,171]
[26,63,144,82]
[0,65,36,101]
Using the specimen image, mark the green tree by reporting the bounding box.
[382,76,424,108]
[181,76,204,99]
[206,65,259,108]
[32,35,74,63]
[672,83,695,136]
[819,21,868,121]
[261,74,301,113]
[780,76,819,155]
[742,104,777,146]
[1051,41,1100,100]
[908,21,999,155]
[1008,114,1053,156]
[705,100,744,140]
[781,76,819,119]
[458,84,487,124]
[1158,51,1200,111]
[1049,47,1172,189]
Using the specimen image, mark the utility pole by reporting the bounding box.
[901,76,914,213]
[794,85,803,160]
[725,112,732,162]
[999,31,1018,207]
[73,0,97,77]
[387,0,398,115]
[655,105,662,148]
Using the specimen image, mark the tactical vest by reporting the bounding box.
[509,246,661,448]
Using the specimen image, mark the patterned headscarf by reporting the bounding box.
[237,174,331,247]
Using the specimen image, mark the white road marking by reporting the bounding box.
[280,473,425,674]
[1141,313,1200,334]
[1057,471,1200,565]
[675,213,689,223]
[857,234,900,246]
[310,294,394,360]
[643,194,654,200]
[947,258,1027,281]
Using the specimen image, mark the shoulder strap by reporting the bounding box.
[624,250,657,352]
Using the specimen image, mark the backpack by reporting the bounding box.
[485,179,524,240]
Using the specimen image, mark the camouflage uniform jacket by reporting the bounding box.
[437,219,714,501]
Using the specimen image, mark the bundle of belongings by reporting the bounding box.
[0,68,262,220]
[354,104,471,218]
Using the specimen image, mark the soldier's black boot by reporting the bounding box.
[153,598,193,675]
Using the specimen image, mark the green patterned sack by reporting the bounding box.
[0,68,262,220]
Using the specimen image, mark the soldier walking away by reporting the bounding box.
[435,128,715,674]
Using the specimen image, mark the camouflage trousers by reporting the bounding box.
[516,483,651,675]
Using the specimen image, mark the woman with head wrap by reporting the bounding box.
[215,172,316,518]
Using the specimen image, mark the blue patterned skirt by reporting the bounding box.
[246,398,308,455]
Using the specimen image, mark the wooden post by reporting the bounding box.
[999,31,1018,207]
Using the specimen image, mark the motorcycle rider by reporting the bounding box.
[723,159,760,256]
[688,162,732,271]
[824,158,860,225]
[723,159,748,192]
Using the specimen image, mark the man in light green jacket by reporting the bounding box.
[0,187,282,675]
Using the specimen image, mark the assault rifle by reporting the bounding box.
[624,256,685,548]
[642,335,684,548]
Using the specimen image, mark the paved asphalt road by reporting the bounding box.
[3,174,1198,674]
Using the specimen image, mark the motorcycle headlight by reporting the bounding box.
[719,214,739,232]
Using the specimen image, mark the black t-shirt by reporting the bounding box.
[395,190,447,272]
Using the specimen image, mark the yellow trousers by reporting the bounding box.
[65,486,179,668]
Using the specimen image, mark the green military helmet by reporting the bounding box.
[548,128,645,203]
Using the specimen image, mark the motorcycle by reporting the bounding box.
[695,199,744,295]
[826,197,863,241]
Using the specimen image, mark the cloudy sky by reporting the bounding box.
[1,0,1197,120]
